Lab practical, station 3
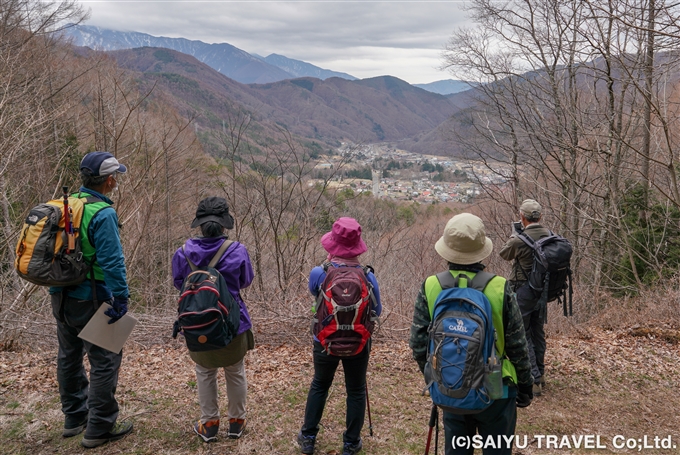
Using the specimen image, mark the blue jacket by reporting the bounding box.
[50,187,129,301]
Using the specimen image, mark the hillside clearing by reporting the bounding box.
[1,327,679,454]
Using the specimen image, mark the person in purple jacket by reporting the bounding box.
[172,197,254,443]
[297,217,382,455]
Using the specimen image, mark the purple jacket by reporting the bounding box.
[172,236,254,334]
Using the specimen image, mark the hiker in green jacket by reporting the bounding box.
[49,152,133,449]
[410,213,533,455]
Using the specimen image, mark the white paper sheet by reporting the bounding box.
[78,303,138,354]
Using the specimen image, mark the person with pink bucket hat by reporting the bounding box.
[297,217,382,455]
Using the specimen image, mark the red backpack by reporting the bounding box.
[313,263,377,356]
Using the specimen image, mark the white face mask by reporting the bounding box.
[109,174,119,192]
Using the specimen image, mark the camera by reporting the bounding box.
[512,221,523,235]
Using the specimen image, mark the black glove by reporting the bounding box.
[516,384,533,408]
[104,296,128,324]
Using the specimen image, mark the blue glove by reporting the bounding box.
[104,297,128,324]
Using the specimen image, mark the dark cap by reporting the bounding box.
[191,197,234,229]
[80,151,127,177]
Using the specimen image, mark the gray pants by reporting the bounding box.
[195,359,247,423]
[51,293,122,437]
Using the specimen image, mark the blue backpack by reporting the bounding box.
[424,271,502,414]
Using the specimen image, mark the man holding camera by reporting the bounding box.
[499,199,550,396]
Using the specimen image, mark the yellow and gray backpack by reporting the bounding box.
[15,188,102,286]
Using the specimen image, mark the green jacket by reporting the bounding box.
[49,188,129,301]
[409,264,533,388]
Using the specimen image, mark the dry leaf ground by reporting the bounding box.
[1,324,679,454]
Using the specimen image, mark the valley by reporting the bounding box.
[315,142,508,203]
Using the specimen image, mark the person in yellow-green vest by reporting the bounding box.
[49,151,133,449]
[409,213,533,455]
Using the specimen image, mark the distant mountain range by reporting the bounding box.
[65,25,292,84]
[414,79,473,95]
[105,46,466,151]
[259,53,357,81]
[64,25,469,94]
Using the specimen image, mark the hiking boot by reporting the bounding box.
[533,382,542,396]
[297,432,316,454]
[62,417,87,438]
[343,438,363,455]
[227,418,246,439]
[81,421,133,448]
[193,419,219,443]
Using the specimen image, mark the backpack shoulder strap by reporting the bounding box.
[435,271,458,289]
[208,239,234,269]
[436,270,496,291]
[182,243,198,272]
[469,271,495,292]
[517,232,536,249]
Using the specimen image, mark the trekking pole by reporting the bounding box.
[434,409,439,455]
[424,404,437,455]
[365,382,373,436]
[62,186,73,253]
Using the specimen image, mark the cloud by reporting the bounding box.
[81,0,471,83]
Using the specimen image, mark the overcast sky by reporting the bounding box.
[79,1,472,84]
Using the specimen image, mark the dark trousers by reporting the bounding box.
[300,341,370,444]
[515,284,545,383]
[444,387,518,455]
[51,293,122,437]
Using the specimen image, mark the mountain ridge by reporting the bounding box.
[104,47,465,153]
[65,25,468,95]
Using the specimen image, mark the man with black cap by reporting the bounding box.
[172,197,254,443]
[499,199,551,396]
[410,213,532,455]
[49,151,133,448]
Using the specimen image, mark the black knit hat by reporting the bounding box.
[191,197,234,229]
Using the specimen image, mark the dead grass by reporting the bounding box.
[1,323,680,455]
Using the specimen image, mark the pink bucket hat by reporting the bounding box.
[320,217,368,258]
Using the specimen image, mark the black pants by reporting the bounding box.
[300,340,370,444]
[51,293,122,437]
[515,283,545,383]
[444,387,518,455]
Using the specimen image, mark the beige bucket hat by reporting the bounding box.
[434,213,493,265]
